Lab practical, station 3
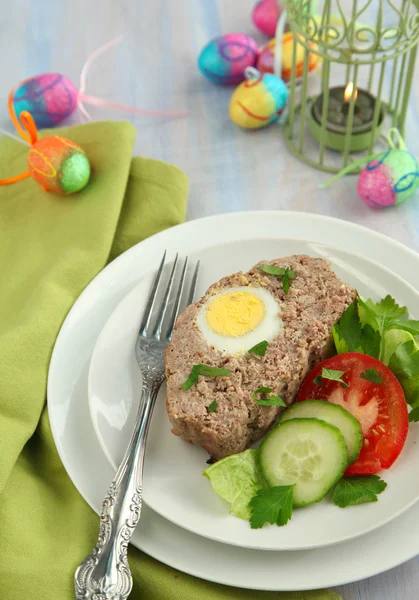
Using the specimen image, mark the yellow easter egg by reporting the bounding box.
[229,72,288,130]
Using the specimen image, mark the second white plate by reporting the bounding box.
[89,237,419,551]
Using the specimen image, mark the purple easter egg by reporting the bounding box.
[12,73,78,128]
[198,33,259,85]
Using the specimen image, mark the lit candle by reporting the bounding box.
[309,83,385,153]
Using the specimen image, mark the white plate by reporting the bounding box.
[48,211,419,590]
[89,239,419,551]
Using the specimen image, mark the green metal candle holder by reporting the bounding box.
[283,0,419,172]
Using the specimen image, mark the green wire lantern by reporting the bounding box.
[283,0,419,172]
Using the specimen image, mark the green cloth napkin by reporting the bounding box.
[0,121,341,600]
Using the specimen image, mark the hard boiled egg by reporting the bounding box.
[196,286,282,355]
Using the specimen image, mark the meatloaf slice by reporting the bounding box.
[165,255,354,461]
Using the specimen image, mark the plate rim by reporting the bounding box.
[48,211,419,590]
[87,235,419,551]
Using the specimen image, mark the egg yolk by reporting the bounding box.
[205,291,265,337]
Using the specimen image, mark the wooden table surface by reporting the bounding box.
[2,1,419,599]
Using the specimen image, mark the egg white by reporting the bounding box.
[196,286,282,355]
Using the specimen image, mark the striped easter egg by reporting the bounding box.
[12,74,78,129]
[198,34,259,85]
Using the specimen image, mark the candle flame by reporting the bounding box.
[344,82,358,103]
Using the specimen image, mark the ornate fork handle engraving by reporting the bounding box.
[75,252,198,600]
[74,484,139,600]
[75,340,165,600]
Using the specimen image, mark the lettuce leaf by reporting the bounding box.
[333,295,419,410]
[389,339,419,408]
[357,294,419,363]
[203,449,265,520]
[380,328,412,366]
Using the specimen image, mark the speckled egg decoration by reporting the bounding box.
[28,135,91,194]
[252,0,282,37]
[12,74,78,129]
[198,33,259,85]
[357,149,419,208]
[229,72,288,129]
[257,33,319,81]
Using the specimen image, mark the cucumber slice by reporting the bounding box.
[278,400,363,464]
[259,418,348,507]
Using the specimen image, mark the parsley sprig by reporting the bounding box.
[314,368,348,389]
[258,265,296,294]
[207,400,217,412]
[332,475,387,508]
[249,485,294,529]
[248,340,268,357]
[360,368,382,384]
[252,387,286,407]
[182,364,231,390]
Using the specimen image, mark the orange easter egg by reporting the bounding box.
[257,32,319,81]
[28,135,91,194]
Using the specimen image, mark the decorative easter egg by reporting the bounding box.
[198,33,259,85]
[257,33,320,81]
[12,74,78,129]
[357,149,419,208]
[28,135,91,194]
[252,0,282,37]
[229,71,288,129]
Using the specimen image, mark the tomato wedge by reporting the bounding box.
[297,353,408,475]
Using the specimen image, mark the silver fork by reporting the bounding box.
[74,252,199,600]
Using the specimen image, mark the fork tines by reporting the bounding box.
[139,252,199,342]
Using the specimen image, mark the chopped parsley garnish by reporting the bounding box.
[207,400,217,412]
[252,386,273,399]
[258,265,296,294]
[360,368,383,384]
[282,268,296,294]
[256,396,286,407]
[252,387,286,407]
[248,340,268,357]
[314,368,348,389]
[182,364,231,390]
[258,265,286,276]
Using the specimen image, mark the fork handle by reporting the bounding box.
[74,379,162,600]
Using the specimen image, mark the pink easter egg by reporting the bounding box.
[357,163,397,207]
[12,73,78,128]
[252,0,282,37]
[198,33,259,85]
